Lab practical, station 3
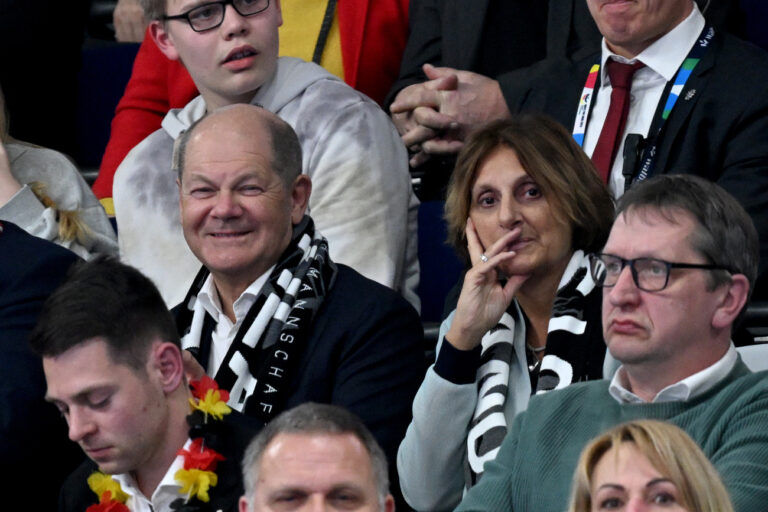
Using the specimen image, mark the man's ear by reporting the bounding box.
[149,20,181,61]
[290,174,312,224]
[238,496,251,512]
[712,274,750,330]
[384,494,395,512]
[149,341,185,393]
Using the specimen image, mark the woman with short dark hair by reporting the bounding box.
[398,114,614,511]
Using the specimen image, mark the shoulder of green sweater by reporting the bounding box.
[692,360,768,402]
[523,361,768,414]
[626,362,768,416]
[708,362,768,400]
[525,379,612,412]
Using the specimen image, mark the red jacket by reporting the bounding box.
[93,0,409,199]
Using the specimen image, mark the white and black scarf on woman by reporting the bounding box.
[464,250,605,488]
[175,216,337,423]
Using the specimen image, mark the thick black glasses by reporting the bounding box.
[588,253,730,292]
[163,0,270,32]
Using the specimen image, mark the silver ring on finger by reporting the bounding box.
[480,253,489,263]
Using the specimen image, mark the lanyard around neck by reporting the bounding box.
[572,64,600,147]
[572,25,714,181]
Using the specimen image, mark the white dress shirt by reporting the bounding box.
[582,4,705,197]
[196,266,275,375]
[609,343,739,403]
[113,439,192,512]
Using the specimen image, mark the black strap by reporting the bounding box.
[175,265,211,341]
[622,77,675,187]
[621,133,645,193]
[313,0,338,64]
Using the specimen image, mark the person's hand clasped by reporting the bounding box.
[445,218,529,351]
[113,0,148,43]
[391,64,510,167]
[390,68,460,167]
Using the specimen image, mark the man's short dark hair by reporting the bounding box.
[29,256,180,369]
[173,106,303,189]
[617,174,759,305]
[241,403,389,508]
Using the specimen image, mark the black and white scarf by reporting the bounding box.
[176,216,337,423]
[464,250,604,487]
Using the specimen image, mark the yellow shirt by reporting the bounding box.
[278,0,345,81]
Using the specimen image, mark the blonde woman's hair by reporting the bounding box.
[28,182,92,245]
[568,420,734,512]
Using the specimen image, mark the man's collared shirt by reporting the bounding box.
[609,343,738,403]
[583,4,705,197]
[197,266,275,375]
[112,439,191,512]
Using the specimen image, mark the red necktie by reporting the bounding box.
[591,60,645,183]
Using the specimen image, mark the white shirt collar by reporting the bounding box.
[112,438,192,512]
[609,343,738,403]
[600,3,705,84]
[197,266,276,325]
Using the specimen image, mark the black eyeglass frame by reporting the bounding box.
[162,0,270,32]
[588,253,731,292]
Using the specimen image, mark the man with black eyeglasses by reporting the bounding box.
[453,174,768,512]
[110,0,419,314]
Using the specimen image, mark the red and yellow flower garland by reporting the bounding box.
[86,377,231,512]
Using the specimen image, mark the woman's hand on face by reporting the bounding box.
[0,142,23,206]
[445,218,530,351]
[113,0,148,43]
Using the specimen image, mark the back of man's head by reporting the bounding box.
[29,255,180,369]
[240,402,393,512]
[617,174,758,306]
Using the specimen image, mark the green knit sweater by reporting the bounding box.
[455,361,768,512]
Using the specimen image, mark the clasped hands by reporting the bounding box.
[113,0,149,43]
[390,64,510,167]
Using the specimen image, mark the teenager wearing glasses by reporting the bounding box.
[109,0,419,312]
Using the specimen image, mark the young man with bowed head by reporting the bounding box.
[112,0,418,311]
[29,257,257,512]
[454,175,768,512]
[172,104,423,508]
[238,402,394,512]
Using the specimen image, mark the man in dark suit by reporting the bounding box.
[387,0,744,181]
[512,0,768,299]
[386,0,552,171]
[29,257,256,511]
[0,221,82,509]
[172,104,424,508]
